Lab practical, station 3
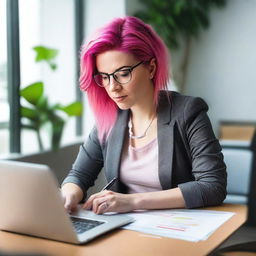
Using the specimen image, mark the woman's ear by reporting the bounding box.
[149,58,156,79]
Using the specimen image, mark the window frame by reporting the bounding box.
[7,0,21,153]
[74,0,84,136]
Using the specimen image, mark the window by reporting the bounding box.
[0,0,9,156]
[0,0,83,157]
[19,0,80,153]
[19,0,41,153]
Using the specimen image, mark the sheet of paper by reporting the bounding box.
[122,209,235,242]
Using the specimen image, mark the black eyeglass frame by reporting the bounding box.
[93,61,144,87]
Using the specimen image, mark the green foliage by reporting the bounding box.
[20,82,43,105]
[134,0,227,49]
[59,102,83,117]
[33,46,58,70]
[20,47,83,151]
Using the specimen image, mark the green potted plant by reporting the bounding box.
[20,46,83,151]
[134,0,227,92]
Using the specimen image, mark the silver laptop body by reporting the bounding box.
[0,160,133,244]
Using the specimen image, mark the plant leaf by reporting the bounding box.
[59,102,83,117]
[20,82,44,105]
[50,63,57,71]
[36,95,49,111]
[174,0,185,15]
[33,46,58,71]
[20,106,37,119]
[33,46,58,62]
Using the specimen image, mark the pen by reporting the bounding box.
[101,177,117,191]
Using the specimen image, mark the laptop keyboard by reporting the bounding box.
[71,217,105,234]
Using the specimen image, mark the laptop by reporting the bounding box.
[0,160,134,244]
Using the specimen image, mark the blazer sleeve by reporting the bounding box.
[62,126,104,197]
[178,97,227,208]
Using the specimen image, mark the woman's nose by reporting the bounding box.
[108,76,121,91]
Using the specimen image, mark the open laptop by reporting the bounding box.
[0,160,133,244]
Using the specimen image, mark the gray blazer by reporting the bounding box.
[63,91,227,208]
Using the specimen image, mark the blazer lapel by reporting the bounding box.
[105,110,129,188]
[157,94,175,190]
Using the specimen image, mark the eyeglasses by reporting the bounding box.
[93,61,143,88]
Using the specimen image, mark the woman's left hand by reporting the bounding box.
[82,190,136,214]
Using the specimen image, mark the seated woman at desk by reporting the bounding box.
[61,16,227,214]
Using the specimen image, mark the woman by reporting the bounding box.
[61,16,227,215]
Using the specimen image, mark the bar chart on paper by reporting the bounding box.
[123,209,234,242]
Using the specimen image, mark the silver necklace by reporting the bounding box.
[128,116,155,139]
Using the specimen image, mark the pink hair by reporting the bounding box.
[80,16,170,142]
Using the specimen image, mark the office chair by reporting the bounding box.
[210,132,256,255]
[221,140,253,204]
[7,140,107,197]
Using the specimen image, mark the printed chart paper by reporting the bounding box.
[122,209,235,242]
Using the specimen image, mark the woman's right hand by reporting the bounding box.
[61,183,84,213]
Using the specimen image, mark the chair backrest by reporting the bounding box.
[6,142,82,185]
[221,141,254,204]
[6,141,107,197]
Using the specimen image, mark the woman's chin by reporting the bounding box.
[114,100,132,110]
[116,104,130,110]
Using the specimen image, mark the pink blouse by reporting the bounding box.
[119,138,162,193]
